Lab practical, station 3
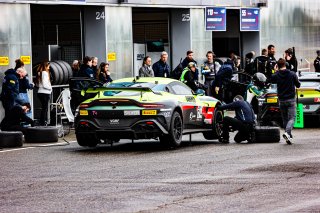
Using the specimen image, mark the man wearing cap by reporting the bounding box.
[216,95,256,143]
[202,51,221,96]
[314,50,320,72]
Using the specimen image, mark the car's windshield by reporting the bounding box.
[103,82,166,96]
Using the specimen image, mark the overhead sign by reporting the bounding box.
[205,7,226,31]
[240,8,260,31]
[0,56,9,66]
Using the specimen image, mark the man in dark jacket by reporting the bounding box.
[78,56,94,79]
[284,48,298,72]
[0,68,26,115]
[266,44,277,80]
[217,95,256,143]
[212,59,234,101]
[270,58,301,144]
[313,50,320,72]
[253,48,268,75]
[18,68,34,118]
[181,50,199,81]
[0,103,34,134]
[152,51,170,77]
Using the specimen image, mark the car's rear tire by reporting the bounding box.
[160,111,183,148]
[203,107,224,140]
[252,126,280,143]
[76,133,99,147]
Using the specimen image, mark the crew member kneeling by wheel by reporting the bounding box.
[216,95,255,143]
[0,103,34,134]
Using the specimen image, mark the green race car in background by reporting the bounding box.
[258,72,320,126]
[70,77,224,148]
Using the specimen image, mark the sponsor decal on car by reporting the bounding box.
[314,97,320,103]
[142,110,157,115]
[80,110,88,116]
[124,110,140,116]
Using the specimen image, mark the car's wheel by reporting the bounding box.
[0,131,24,148]
[160,111,183,148]
[24,126,59,143]
[76,133,99,147]
[253,125,280,143]
[203,107,224,140]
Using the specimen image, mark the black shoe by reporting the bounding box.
[221,139,229,144]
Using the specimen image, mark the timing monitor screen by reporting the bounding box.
[147,41,165,52]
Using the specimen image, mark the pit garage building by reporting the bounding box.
[0,0,319,121]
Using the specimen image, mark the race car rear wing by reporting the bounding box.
[82,87,162,97]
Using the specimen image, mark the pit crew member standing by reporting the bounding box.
[266,44,277,80]
[314,50,320,72]
[202,51,221,97]
[269,58,301,145]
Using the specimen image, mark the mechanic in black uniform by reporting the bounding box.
[217,95,256,143]
[0,103,34,134]
[314,50,320,72]
[265,44,277,80]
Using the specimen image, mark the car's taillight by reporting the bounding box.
[80,104,89,108]
[139,103,164,108]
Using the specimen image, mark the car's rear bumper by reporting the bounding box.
[76,118,168,140]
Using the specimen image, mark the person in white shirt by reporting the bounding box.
[36,61,52,126]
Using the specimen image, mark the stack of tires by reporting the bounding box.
[49,60,73,85]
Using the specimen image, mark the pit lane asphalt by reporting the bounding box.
[1,127,320,212]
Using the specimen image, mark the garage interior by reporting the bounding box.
[132,8,170,76]
[31,4,83,120]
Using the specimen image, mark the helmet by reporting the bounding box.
[188,62,197,69]
[252,72,267,88]
[233,95,244,102]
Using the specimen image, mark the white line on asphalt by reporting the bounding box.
[0,141,77,153]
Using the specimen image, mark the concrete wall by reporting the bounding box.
[0,3,32,122]
[170,8,191,68]
[105,6,133,78]
[83,6,107,64]
[261,0,320,71]
[190,8,212,73]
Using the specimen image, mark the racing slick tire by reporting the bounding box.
[56,60,73,84]
[160,111,183,148]
[76,133,99,147]
[24,126,59,143]
[252,126,280,143]
[203,108,224,140]
[49,61,63,85]
[0,131,24,148]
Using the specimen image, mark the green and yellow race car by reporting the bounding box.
[70,77,224,148]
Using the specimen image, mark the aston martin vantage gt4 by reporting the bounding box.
[72,77,223,148]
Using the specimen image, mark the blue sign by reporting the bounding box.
[205,7,226,31]
[240,8,260,31]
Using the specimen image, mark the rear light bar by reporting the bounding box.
[80,104,89,108]
[139,103,164,108]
